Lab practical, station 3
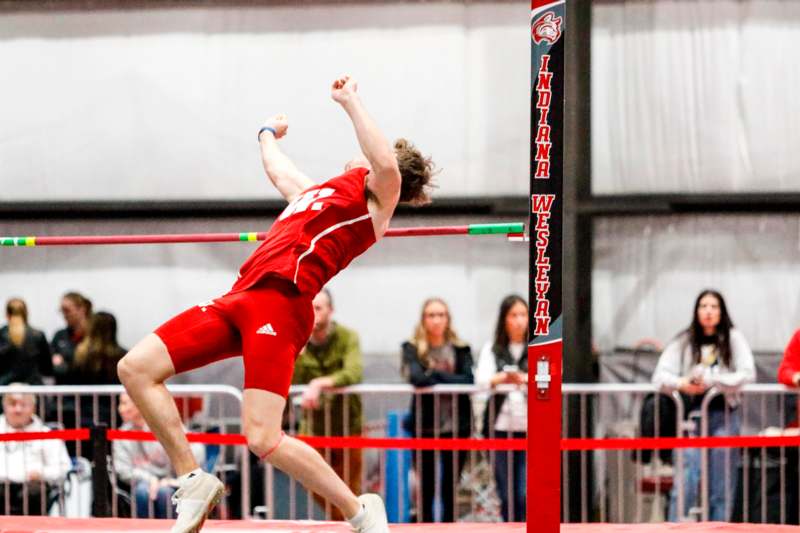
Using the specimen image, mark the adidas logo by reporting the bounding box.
[256,323,277,336]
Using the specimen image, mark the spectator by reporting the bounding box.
[51,292,92,382]
[401,297,473,523]
[778,329,800,429]
[778,329,800,388]
[113,393,204,518]
[772,330,800,524]
[652,289,755,522]
[62,311,126,454]
[292,288,363,520]
[0,383,72,515]
[0,298,52,385]
[475,295,528,522]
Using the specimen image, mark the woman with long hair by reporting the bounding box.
[72,311,126,382]
[475,295,528,522]
[64,311,126,448]
[0,298,52,385]
[652,289,755,521]
[401,298,473,523]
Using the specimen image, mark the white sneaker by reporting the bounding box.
[170,471,225,533]
[351,494,390,533]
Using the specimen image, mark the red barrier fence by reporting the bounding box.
[4,428,799,452]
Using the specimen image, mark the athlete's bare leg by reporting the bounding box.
[117,333,199,475]
[242,388,361,519]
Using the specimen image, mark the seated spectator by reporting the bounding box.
[652,289,755,522]
[62,311,126,455]
[763,330,800,524]
[475,295,528,522]
[292,288,363,520]
[51,292,92,382]
[401,297,473,523]
[113,393,205,518]
[0,298,52,385]
[0,384,72,515]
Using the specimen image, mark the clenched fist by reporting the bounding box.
[261,114,289,140]
[331,75,358,105]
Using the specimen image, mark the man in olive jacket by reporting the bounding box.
[292,288,363,520]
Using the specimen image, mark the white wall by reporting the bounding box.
[592,0,800,194]
[0,2,529,200]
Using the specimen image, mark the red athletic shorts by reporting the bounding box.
[154,277,314,397]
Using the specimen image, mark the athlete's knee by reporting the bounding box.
[117,354,139,386]
[118,339,172,386]
[118,354,160,389]
[244,422,285,461]
[116,358,127,383]
[242,389,288,461]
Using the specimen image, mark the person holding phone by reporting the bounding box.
[475,294,528,522]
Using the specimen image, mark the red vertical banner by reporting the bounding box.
[529,1,565,531]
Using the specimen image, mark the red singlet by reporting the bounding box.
[155,168,377,396]
[233,167,376,296]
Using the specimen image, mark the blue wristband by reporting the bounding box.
[258,126,277,140]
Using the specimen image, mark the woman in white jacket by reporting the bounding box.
[475,295,528,522]
[652,289,755,522]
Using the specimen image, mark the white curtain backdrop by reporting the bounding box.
[592,0,800,194]
[0,2,529,201]
[593,214,800,354]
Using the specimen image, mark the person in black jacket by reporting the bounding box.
[51,292,92,382]
[0,298,52,386]
[401,297,473,523]
[47,292,92,435]
[62,310,125,457]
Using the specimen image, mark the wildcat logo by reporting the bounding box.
[531,12,563,45]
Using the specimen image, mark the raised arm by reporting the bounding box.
[331,76,401,209]
[258,114,315,202]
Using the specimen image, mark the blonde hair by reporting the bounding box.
[409,297,465,368]
[394,138,436,205]
[6,298,27,348]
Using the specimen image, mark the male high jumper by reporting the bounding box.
[117,75,434,533]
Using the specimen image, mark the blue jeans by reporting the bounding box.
[133,480,176,519]
[494,431,527,522]
[669,409,741,521]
